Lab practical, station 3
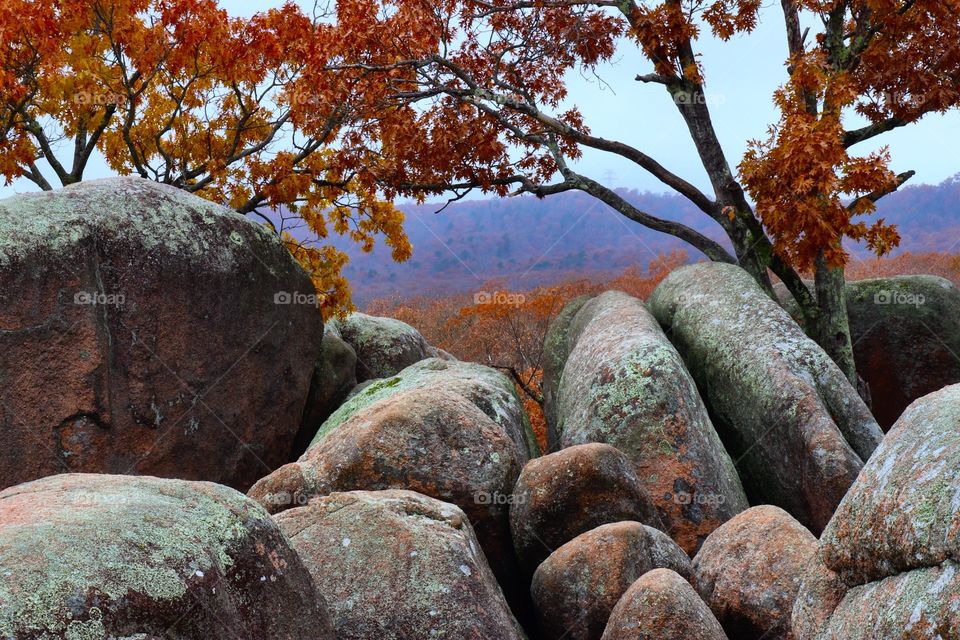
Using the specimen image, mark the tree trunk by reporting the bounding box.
[813,251,858,385]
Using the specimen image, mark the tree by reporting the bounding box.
[0,0,411,315]
[325,0,960,384]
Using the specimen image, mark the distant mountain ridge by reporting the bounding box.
[323,174,960,304]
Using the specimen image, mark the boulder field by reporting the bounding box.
[2,178,959,640]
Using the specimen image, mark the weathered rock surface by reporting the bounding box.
[601,568,728,640]
[274,490,525,640]
[650,264,883,533]
[531,521,692,640]
[332,312,432,381]
[555,290,748,553]
[542,294,592,448]
[776,275,960,430]
[510,443,663,575]
[793,383,960,639]
[0,178,322,491]
[249,386,520,597]
[693,505,816,640]
[0,473,332,639]
[845,276,960,429]
[310,357,539,461]
[292,331,358,458]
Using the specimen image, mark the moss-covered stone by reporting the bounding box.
[0,473,332,639]
[650,264,882,534]
[310,357,539,461]
[794,383,960,639]
[331,312,432,381]
[555,291,747,553]
[820,383,960,584]
[275,489,526,640]
[249,386,523,608]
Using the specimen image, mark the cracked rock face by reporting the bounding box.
[274,489,525,640]
[554,291,748,553]
[650,263,883,534]
[0,178,322,491]
[0,473,332,639]
[794,383,960,639]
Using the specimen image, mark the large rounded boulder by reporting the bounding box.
[602,569,728,640]
[0,473,332,638]
[331,312,433,381]
[844,275,960,429]
[274,489,525,640]
[309,357,539,461]
[650,264,883,533]
[510,443,663,576]
[0,178,322,491]
[693,505,816,640]
[531,521,693,640]
[249,386,521,597]
[554,290,748,553]
[794,383,960,639]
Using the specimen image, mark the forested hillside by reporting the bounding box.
[326,175,960,304]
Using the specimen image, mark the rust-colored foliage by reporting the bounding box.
[369,251,689,450]
[740,0,960,270]
[0,0,412,315]
[845,252,960,287]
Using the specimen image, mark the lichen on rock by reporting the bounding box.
[554,290,748,553]
[650,263,882,533]
[0,473,332,639]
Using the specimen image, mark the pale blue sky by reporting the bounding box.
[3,1,957,200]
